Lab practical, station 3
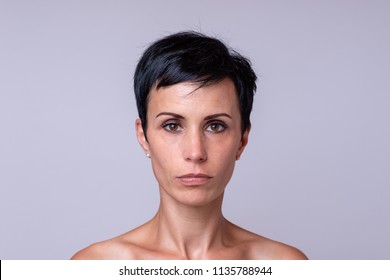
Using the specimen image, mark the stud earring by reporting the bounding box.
[146,153,150,158]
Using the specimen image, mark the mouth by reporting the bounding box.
[177,173,212,186]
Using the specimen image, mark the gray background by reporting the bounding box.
[1,0,389,259]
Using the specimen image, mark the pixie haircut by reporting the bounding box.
[134,31,257,136]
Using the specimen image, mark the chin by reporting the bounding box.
[175,189,224,207]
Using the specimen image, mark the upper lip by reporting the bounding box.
[177,173,212,178]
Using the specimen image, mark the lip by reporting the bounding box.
[177,173,212,186]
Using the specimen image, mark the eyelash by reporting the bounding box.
[162,121,182,133]
[205,121,227,133]
[162,120,228,133]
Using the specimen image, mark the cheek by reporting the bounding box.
[148,131,240,169]
[213,135,241,157]
[210,138,240,170]
[148,136,179,176]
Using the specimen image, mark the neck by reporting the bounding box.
[149,187,227,259]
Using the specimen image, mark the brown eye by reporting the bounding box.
[206,122,227,133]
[163,122,182,132]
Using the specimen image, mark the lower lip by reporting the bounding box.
[177,177,211,186]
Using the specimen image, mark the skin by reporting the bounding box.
[72,78,307,260]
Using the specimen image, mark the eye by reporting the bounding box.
[162,121,183,133]
[206,122,227,133]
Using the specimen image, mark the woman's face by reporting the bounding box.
[136,78,249,207]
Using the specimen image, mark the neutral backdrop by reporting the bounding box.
[1,0,389,259]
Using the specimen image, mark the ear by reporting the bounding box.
[135,119,150,154]
[236,126,250,160]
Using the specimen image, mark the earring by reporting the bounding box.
[146,153,150,158]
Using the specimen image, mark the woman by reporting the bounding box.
[72,31,307,260]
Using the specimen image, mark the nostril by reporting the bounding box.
[198,155,207,162]
[185,154,207,162]
[185,147,208,162]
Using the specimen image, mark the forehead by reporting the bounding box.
[147,78,240,115]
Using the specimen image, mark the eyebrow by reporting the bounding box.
[155,112,232,120]
[155,112,184,119]
[204,113,232,120]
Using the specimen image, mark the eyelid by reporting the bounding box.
[206,119,228,126]
[161,118,181,125]
[162,119,183,132]
[205,120,228,133]
[161,118,228,133]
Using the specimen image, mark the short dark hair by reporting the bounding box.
[134,31,257,136]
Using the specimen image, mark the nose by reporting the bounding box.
[183,129,207,162]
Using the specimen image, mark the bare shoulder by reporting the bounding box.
[247,235,308,260]
[227,222,307,260]
[71,221,161,260]
[71,237,137,260]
